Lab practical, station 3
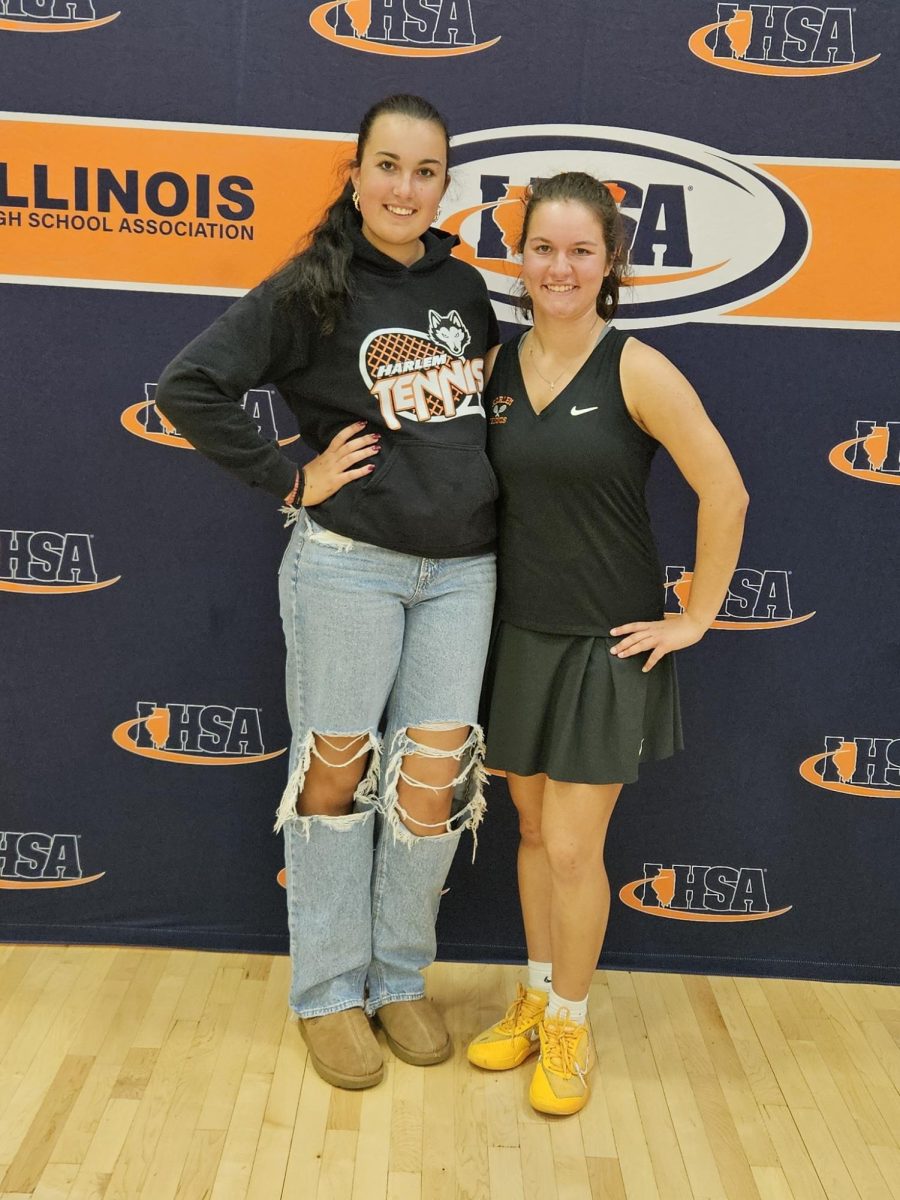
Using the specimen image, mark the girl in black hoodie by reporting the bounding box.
[157,94,499,1090]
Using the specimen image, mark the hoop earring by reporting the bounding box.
[352,190,360,212]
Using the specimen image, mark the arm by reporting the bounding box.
[611,338,749,671]
[158,283,387,506]
[155,281,303,501]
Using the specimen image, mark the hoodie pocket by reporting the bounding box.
[351,442,497,554]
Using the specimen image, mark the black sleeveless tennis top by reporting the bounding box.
[485,326,664,636]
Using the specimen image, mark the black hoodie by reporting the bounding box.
[156,227,500,558]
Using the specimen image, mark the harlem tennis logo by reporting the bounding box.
[619,862,791,922]
[360,317,485,430]
[112,702,287,765]
[0,529,120,594]
[829,420,900,486]
[0,0,120,32]
[0,832,104,890]
[121,384,300,449]
[441,125,809,326]
[309,0,499,56]
[689,4,880,76]
[664,565,814,629]
[800,735,900,799]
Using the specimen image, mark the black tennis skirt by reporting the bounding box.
[481,621,683,785]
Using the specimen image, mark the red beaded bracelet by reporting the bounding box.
[284,467,305,508]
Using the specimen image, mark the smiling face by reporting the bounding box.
[521,199,611,323]
[350,113,449,265]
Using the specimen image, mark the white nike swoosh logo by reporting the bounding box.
[570,406,598,416]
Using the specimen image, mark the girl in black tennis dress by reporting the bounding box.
[467,173,748,1116]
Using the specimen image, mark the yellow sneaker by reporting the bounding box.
[528,1012,594,1115]
[467,984,547,1070]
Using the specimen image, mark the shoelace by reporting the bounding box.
[541,1011,588,1079]
[496,984,545,1035]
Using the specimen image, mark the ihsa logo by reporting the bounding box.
[0,529,119,594]
[112,701,286,765]
[829,420,900,486]
[689,4,880,76]
[620,862,791,922]
[121,384,299,449]
[0,832,104,889]
[800,736,900,798]
[441,125,809,326]
[664,565,814,629]
[310,0,499,56]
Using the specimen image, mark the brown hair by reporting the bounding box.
[517,172,629,322]
[273,94,450,333]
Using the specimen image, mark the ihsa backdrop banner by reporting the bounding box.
[1,0,897,982]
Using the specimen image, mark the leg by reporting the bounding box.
[392,723,475,835]
[506,772,552,963]
[298,732,374,816]
[527,778,622,1116]
[541,779,623,1001]
[467,772,551,1072]
[276,516,414,1087]
[367,553,495,1060]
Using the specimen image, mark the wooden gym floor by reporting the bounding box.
[1,945,899,1199]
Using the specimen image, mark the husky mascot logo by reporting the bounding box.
[428,309,471,357]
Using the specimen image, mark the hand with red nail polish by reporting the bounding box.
[303,423,382,507]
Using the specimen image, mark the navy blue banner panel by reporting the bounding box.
[1,0,898,983]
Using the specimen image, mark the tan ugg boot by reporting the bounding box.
[375,998,452,1066]
[298,1007,384,1089]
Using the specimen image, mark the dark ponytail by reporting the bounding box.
[271,94,450,335]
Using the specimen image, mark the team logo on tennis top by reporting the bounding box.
[360,313,485,430]
[689,4,879,76]
[490,395,515,425]
[0,1,121,32]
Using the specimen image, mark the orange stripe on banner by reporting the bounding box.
[731,164,900,322]
[0,118,352,290]
[2,117,897,322]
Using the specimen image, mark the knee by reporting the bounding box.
[299,732,374,816]
[389,724,482,837]
[543,834,603,882]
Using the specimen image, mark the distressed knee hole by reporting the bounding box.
[274,729,381,833]
[381,724,489,856]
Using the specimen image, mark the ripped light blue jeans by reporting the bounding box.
[275,511,495,1019]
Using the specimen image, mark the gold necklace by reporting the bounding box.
[527,316,600,391]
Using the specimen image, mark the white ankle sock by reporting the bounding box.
[527,960,552,993]
[548,987,589,1026]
